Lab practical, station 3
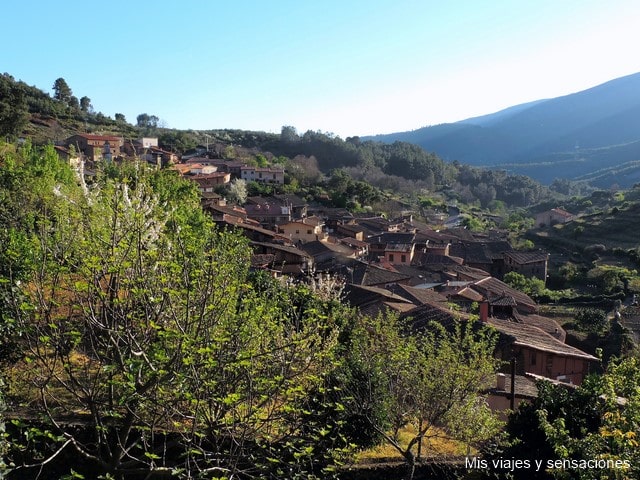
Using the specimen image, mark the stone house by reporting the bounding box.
[65,134,123,162]
[535,208,575,228]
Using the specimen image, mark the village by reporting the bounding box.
[52,132,603,420]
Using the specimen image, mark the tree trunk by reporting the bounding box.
[403,450,416,480]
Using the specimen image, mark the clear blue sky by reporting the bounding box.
[3,0,640,138]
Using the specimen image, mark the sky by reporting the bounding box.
[3,0,640,138]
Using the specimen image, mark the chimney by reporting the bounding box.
[496,373,507,391]
[479,301,489,323]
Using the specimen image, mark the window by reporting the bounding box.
[389,254,394,262]
[531,351,537,365]
[307,229,312,234]
[401,255,406,263]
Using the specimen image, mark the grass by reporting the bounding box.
[355,424,467,464]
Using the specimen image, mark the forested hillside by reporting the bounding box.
[1,72,566,211]
[366,72,640,187]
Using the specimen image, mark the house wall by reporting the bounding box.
[486,394,531,421]
[67,135,123,161]
[241,167,285,184]
[141,137,158,148]
[277,222,325,244]
[385,246,414,265]
[519,347,589,385]
[535,210,573,228]
[504,257,548,282]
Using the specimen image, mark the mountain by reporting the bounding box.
[366,72,640,187]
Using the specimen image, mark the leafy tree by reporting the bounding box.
[493,379,602,480]
[504,271,546,298]
[349,314,501,480]
[67,94,80,111]
[3,162,345,479]
[280,125,300,143]
[0,379,7,478]
[0,75,29,138]
[462,215,486,232]
[114,113,126,123]
[79,96,92,113]
[136,113,159,129]
[574,308,609,333]
[501,358,640,479]
[158,130,198,154]
[52,77,72,103]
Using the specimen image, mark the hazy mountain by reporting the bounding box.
[366,72,640,186]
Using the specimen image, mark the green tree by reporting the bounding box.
[504,271,546,298]
[350,314,501,480]
[52,77,72,103]
[79,96,92,113]
[0,75,29,138]
[136,113,159,129]
[574,308,609,333]
[503,358,640,480]
[4,163,345,479]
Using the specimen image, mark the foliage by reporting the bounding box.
[503,272,547,299]
[496,357,640,479]
[158,130,198,154]
[325,169,382,209]
[493,379,602,480]
[79,96,92,113]
[0,378,7,479]
[1,157,348,479]
[0,74,29,138]
[586,266,635,295]
[136,113,159,130]
[52,78,72,103]
[348,314,502,479]
[227,178,248,204]
[574,308,609,334]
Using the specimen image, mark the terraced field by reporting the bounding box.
[531,202,640,253]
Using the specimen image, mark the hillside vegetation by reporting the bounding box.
[367,72,640,187]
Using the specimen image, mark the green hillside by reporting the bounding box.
[529,188,640,255]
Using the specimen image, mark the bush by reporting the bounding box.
[574,308,609,333]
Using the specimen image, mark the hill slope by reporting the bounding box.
[367,72,640,186]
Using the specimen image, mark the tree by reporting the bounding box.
[67,95,80,111]
[504,271,546,299]
[280,125,299,143]
[114,113,126,123]
[136,113,159,130]
[227,178,248,204]
[349,314,501,480]
[500,358,640,479]
[3,163,345,479]
[574,308,609,333]
[79,96,92,113]
[0,75,28,138]
[136,113,149,128]
[52,77,72,103]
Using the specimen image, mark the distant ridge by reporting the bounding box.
[366,72,640,187]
